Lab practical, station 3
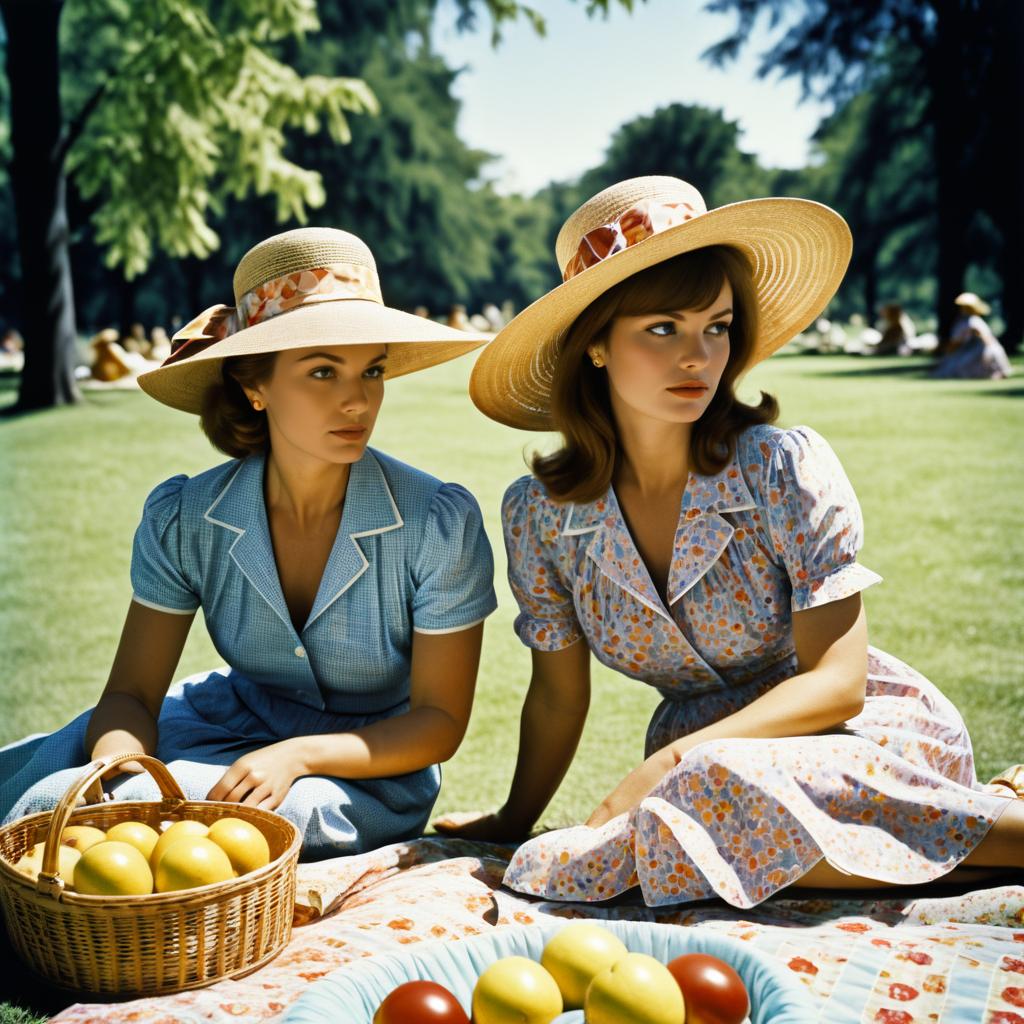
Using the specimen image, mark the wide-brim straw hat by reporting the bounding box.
[139,227,489,414]
[470,175,852,429]
[954,291,991,316]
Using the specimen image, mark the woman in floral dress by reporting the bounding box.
[436,176,1023,907]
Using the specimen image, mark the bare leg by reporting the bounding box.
[962,798,1024,867]
[791,798,1023,890]
[792,860,1009,890]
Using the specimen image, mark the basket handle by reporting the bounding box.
[34,753,186,897]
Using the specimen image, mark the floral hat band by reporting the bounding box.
[165,262,383,365]
[561,198,702,281]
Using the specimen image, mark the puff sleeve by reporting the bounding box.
[130,475,200,614]
[411,483,498,633]
[763,427,882,612]
[502,476,583,652]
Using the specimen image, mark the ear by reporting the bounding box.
[586,343,607,367]
[239,383,267,412]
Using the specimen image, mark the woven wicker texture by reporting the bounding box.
[139,226,491,414]
[233,228,381,302]
[0,754,300,996]
[469,176,852,430]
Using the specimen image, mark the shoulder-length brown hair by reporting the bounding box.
[532,245,778,503]
[199,353,278,459]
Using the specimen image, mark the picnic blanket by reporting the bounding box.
[43,838,1024,1023]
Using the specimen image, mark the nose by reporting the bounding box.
[676,329,711,370]
[337,375,370,414]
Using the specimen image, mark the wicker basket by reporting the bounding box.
[0,752,301,996]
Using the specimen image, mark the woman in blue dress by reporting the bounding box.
[0,227,498,859]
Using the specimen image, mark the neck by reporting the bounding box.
[613,413,692,498]
[264,446,353,526]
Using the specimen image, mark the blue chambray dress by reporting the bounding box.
[499,424,1012,907]
[0,447,497,859]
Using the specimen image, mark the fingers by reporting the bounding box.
[432,812,488,835]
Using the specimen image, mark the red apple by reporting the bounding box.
[373,979,469,1024]
[666,953,749,1024]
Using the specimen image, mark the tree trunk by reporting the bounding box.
[926,3,974,350]
[1,0,80,411]
[989,0,1024,354]
[862,234,878,328]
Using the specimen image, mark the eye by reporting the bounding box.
[706,322,731,337]
[364,365,386,379]
[310,365,336,379]
[646,321,676,337]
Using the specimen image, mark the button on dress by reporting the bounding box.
[500,425,1011,907]
[0,448,497,858]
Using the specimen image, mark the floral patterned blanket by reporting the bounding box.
[49,839,1024,1024]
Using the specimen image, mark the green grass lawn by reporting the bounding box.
[0,352,1022,1019]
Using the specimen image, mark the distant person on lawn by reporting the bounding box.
[0,228,497,859]
[436,175,1024,907]
[873,302,915,356]
[932,292,1012,379]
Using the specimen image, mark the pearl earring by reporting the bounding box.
[252,400,264,411]
[591,356,604,368]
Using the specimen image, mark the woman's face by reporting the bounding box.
[246,343,386,466]
[591,280,733,429]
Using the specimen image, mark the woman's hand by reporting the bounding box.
[432,808,529,843]
[585,748,677,829]
[206,739,309,810]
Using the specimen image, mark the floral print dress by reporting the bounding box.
[500,425,1012,908]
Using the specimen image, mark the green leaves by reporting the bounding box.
[64,0,378,277]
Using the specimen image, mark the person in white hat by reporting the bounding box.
[0,228,499,858]
[932,291,1012,379]
[436,176,1023,907]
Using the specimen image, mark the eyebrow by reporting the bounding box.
[658,307,733,321]
[294,351,387,365]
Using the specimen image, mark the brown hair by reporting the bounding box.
[199,353,278,458]
[532,245,778,503]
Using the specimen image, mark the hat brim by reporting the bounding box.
[469,197,852,430]
[138,299,490,414]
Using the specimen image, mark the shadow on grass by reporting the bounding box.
[0,376,147,421]
[801,360,935,380]
[976,385,1024,398]
[0,918,77,1020]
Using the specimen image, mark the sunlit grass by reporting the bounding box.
[0,352,1021,1021]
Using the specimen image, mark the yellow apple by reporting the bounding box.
[584,952,685,1024]
[73,840,154,896]
[207,817,270,876]
[153,836,234,893]
[540,924,629,1009]
[60,825,107,852]
[105,820,160,861]
[472,955,563,1024]
[12,841,81,882]
[149,819,209,870]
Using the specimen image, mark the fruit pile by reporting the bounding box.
[372,922,752,1024]
[10,816,271,896]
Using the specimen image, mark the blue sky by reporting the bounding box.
[432,0,832,194]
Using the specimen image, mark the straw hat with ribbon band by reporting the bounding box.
[138,227,490,414]
[954,292,991,316]
[469,176,853,430]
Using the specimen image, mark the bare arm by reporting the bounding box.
[434,638,591,840]
[587,592,868,826]
[205,622,486,808]
[84,600,195,774]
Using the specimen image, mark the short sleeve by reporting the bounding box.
[502,476,583,652]
[411,483,498,633]
[130,475,200,614]
[763,427,882,612]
